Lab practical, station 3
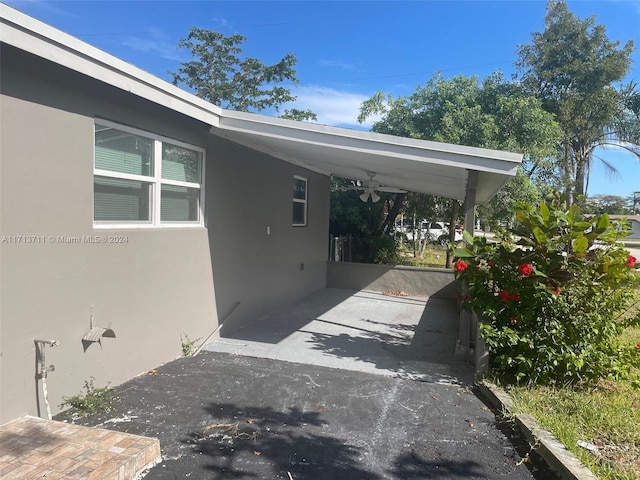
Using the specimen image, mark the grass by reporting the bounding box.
[395,239,640,477]
[504,318,640,480]
[395,244,449,268]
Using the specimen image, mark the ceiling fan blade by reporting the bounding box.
[376,186,407,193]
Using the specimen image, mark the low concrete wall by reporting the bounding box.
[326,262,458,298]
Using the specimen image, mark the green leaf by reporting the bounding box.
[567,204,580,224]
[463,230,475,245]
[539,202,550,223]
[453,247,475,258]
[596,214,610,231]
[532,226,547,244]
[572,236,589,253]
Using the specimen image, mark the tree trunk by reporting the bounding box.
[563,140,574,208]
[379,193,406,233]
[573,146,590,202]
[574,161,586,202]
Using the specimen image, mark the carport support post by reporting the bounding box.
[458,170,478,353]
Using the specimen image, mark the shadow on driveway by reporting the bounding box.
[207,289,472,384]
[57,352,556,479]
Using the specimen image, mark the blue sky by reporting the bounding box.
[4,0,640,198]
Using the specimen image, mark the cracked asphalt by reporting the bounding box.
[58,351,556,479]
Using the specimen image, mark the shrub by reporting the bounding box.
[60,377,115,415]
[352,234,399,264]
[454,199,640,385]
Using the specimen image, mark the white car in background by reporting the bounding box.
[394,219,464,244]
[424,221,464,245]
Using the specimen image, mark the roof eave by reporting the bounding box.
[0,3,222,127]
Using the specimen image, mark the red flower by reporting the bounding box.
[636,342,640,349]
[454,260,468,272]
[462,294,470,302]
[509,293,521,302]
[452,293,459,300]
[552,286,561,295]
[518,263,533,276]
[510,318,517,326]
[499,290,510,303]
[627,255,637,267]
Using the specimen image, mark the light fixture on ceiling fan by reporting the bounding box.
[346,171,406,203]
[360,190,381,203]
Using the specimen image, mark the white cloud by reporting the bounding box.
[6,0,78,18]
[286,85,380,129]
[121,31,183,61]
[318,59,356,70]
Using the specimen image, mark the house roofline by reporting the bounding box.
[0,3,222,127]
[218,110,523,167]
[1,3,523,203]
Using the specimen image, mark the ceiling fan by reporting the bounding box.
[344,172,407,203]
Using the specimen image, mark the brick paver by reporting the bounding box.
[0,416,160,479]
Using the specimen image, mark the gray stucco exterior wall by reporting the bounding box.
[0,45,329,423]
[327,262,457,299]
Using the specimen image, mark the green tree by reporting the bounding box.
[357,72,561,262]
[330,177,401,263]
[279,108,318,122]
[583,194,633,215]
[516,0,640,204]
[171,28,302,114]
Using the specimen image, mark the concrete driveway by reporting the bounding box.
[205,289,472,384]
[58,289,556,479]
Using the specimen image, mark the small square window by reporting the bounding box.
[292,176,307,226]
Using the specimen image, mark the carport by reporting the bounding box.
[210,110,523,351]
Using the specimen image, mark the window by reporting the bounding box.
[292,176,307,226]
[94,121,205,227]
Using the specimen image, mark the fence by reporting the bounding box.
[329,235,352,262]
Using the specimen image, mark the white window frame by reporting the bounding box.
[93,119,205,229]
[292,175,308,227]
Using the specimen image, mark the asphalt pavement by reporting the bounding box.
[60,352,554,479]
[55,289,559,479]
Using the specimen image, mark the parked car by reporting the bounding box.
[425,221,463,245]
[393,218,463,244]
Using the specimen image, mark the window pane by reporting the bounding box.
[95,125,154,176]
[293,177,307,200]
[162,143,202,183]
[292,202,306,225]
[94,176,151,221]
[161,185,200,222]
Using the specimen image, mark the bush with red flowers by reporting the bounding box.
[454,199,640,385]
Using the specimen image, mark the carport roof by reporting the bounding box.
[1,3,523,203]
[214,110,522,203]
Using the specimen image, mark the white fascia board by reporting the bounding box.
[0,4,221,127]
[216,110,523,176]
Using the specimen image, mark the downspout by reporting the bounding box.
[35,339,60,420]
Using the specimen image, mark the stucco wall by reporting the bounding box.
[207,139,330,336]
[0,45,329,423]
[326,262,457,299]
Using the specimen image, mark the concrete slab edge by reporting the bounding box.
[478,383,598,480]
